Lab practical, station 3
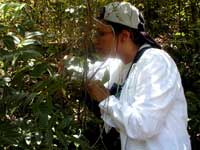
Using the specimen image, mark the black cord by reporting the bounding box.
[125,46,152,80]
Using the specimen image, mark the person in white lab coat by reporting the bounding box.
[86,2,191,150]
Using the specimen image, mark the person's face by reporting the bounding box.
[93,23,116,58]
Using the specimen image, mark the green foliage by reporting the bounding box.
[0,1,90,149]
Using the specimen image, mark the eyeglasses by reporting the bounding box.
[92,30,113,39]
[96,31,112,37]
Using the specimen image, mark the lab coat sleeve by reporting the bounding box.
[99,52,179,140]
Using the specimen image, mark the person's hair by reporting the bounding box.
[97,7,161,49]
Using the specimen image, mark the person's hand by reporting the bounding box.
[86,80,110,102]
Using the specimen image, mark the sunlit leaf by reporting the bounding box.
[12,35,20,44]
[25,31,44,39]
[14,3,26,12]
[21,39,41,46]
[0,3,9,15]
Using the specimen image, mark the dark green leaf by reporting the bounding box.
[0,24,7,32]
[20,49,42,59]
[16,24,25,37]
[31,63,48,77]
[3,35,16,50]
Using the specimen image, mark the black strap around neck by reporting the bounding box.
[125,46,151,80]
[109,46,151,97]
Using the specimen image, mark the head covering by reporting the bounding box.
[94,2,161,49]
[96,2,145,31]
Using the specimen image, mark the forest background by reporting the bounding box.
[0,0,199,149]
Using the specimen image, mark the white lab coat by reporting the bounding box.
[99,44,191,150]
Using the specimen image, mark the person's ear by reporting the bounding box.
[119,30,131,42]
